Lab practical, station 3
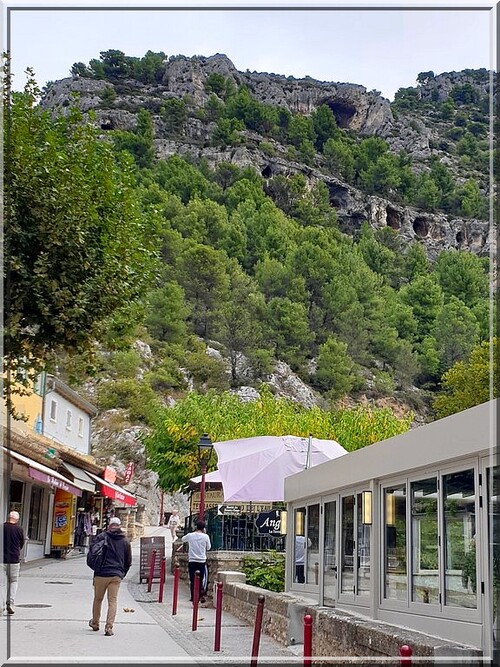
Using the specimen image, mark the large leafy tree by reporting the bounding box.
[144,387,414,491]
[4,70,156,407]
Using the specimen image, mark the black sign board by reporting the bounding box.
[139,536,165,583]
[255,510,283,536]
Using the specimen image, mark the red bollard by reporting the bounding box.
[172,563,180,616]
[192,570,200,631]
[214,581,223,652]
[250,594,265,667]
[303,614,313,667]
[147,549,157,593]
[158,556,166,603]
[400,644,412,665]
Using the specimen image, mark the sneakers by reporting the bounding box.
[104,625,114,636]
[6,605,14,615]
[200,597,206,604]
[88,619,99,631]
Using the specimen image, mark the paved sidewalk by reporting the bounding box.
[1,525,298,665]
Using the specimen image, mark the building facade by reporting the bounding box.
[3,374,138,561]
[284,400,498,659]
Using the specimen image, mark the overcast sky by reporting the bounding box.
[4,1,494,101]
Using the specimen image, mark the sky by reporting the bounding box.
[4,1,494,101]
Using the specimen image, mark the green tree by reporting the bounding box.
[70,62,92,77]
[175,243,230,338]
[433,297,480,371]
[311,104,339,150]
[434,250,489,308]
[287,114,316,148]
[214,261,265,384]
[145,282,189,344]
[433,339,497,418]
[4,72,156,405]
[161,98,187,135]
[399,275,444,340]
[323,137,355,181]
[313,337,356,399]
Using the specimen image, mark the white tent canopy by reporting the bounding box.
[212,435,347,502]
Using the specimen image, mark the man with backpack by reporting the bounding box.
[87,517,132,636]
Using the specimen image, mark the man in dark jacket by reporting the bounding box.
[88,517,132,636]
[2,511,25,615]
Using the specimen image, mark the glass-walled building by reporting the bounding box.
[284,400,497,659]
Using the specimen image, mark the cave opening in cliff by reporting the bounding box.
[261,165,273,178]
[456,230,464,244]
[413,217,429,238]
[100,120,114,130]
[324,100,357,128]
[326,182,349,208]
[386,206,402,230]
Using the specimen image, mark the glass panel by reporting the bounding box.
[488,466,500,660]
[341,495,355,594]
[357,492,371,596]
[443,469,477,608]
[28,486,43,540]
[306,504,320,585]
[411,478,439,604]
[294,507,306,583]
[323,500,337,605]
[384,484,407,601]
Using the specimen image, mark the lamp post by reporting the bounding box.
[198,433,213,522]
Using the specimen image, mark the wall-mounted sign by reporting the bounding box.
[190,489,224,512]
[103,466,117,484]
[255,510,284,536]
[124,462,134,484]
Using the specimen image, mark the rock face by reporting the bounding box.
[40,56,490,260]
[90,409,190,525]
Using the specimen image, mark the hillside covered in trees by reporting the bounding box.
[8,52,494,490]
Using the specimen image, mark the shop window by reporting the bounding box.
[357,492,371,595]
[28,486,43,540]
[384,484,407,601]
[341,495,355,593]
[306,504,320,585]
[411,477,439,604]
[50,400,57,422]
[443,469,477,608]
[294,507,306,583]
[323,500,337,605]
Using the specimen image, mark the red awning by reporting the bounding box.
[86,472,136,506]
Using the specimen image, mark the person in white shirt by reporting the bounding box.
[166,509,181,541]
[180,521,211,603]
[295,535,312,583]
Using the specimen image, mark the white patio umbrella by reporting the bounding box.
[213,435,347,502]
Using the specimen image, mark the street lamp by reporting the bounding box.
[198,433,213,522]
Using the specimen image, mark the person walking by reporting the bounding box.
[88,517,132,636]
[2,511,25,615]
[166,509,181,542]
[180,521,211,604]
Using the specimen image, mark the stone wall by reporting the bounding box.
[214,572,483,665]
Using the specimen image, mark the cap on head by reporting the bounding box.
[109,517,121,526]
[9,511,20,522]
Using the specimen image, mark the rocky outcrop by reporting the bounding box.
[152,137,490,260]
[40,58,490,260]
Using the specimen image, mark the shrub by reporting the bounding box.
[241,551,285,592]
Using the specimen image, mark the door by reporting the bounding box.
[480,459,499,660]
[323,497,338,606]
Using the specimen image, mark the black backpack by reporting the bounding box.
[86,534,109,572]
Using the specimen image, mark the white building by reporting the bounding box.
[41,374,97,455]
[284,400,498,660]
